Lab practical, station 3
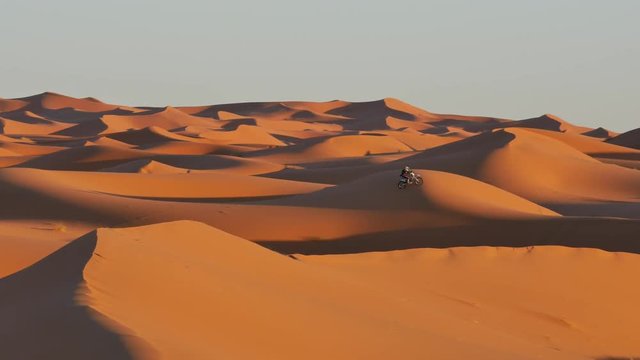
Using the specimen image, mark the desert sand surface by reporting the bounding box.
[1,92,639,359]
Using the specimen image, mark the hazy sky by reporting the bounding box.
[1,0,638,131]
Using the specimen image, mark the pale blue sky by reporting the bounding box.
[1,0,638,131]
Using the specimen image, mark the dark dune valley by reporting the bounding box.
[1,92,640,359]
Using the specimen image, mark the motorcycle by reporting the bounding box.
[397,171,423,189]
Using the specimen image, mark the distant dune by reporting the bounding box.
[607,127,640,149]
[1,92,639,359]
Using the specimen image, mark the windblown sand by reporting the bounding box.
[1,93,639,359]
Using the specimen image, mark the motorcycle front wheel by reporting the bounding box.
[415,176,423,185]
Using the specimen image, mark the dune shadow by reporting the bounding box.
[220,118,257,130]
[0,110,53,124]
[13,145,148,171]
[389,130,516,178]
[545,201,640,220]
[258,218,640,255]
[189,101,291,119]
[99,192,296,204]
[428,118,499,132]
[0,232,135,359]
[260,131,518,185]
[0,177,128,223]
[33,107,136,124]
[268,132,326,145]
[591,152,640,161]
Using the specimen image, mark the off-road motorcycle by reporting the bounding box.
[398,171,423,189]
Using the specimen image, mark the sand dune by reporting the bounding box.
[361,129,458,150]
[497,114,592,134]
[607,127,640,149]
[16,145,151,170]
[389,129,640,204]
[88,136,134,148]
[386,116,434,131]
[102,159,192,174]
[255,117,343,132]
[18,92,124,113]
[0,133,22,143]
[182,101,349,124]
[269,169,558,218]
[0,110,76,136]
[0,142,65,156]
[522,128,640,155]
[102,107,215,131]
[55,107,216,137]
[3,221,638,359]
[322,98,438,130]
[1,116,72,136]
[252,134,413,163]
[582,126,617,139]
[0,98,29,112]
[9,168,328,199]
[1,92,639,360]
[105,126,207,146]
[303,245,640,357]
[0,219,93,278]
[129,141,250,155]
[198,124,286,146]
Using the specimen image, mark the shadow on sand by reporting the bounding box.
[0,232,135,359]
[259,217,640,255]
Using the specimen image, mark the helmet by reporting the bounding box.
[404,166,411,172]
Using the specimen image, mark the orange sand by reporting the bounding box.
[1,92,639,359]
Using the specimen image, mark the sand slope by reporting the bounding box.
[392,129,640,205]
[269,169,558,218]
[303,245,640,358]
[8,221,638,359]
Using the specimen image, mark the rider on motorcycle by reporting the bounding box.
[400,166,413,180]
